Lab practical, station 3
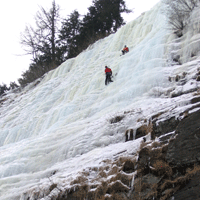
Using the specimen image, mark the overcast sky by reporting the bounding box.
[0,0,160,85]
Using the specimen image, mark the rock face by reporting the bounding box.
[163,109,200,200]
[173,171,200,200]
[128,109,200,200]
[166,109,200,166]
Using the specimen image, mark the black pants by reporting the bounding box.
[105,73,112,85]
[122,50,128,55]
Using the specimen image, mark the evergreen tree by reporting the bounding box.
[9,82,19,90]
[59,0,131,59]
[83,0,131,33]
[59,10,82,59]
[78,0,131,50]
[0,84,8,96]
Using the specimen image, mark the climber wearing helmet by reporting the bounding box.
[105,66,113,85]
[122,45,129,55]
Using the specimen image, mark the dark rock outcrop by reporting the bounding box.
[166,109,200,166]
[151,116,180,140]
[135,125,148,139]
[122,160,135,173]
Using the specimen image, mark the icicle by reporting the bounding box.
[133,129,136,140]
[131,172,137,190]
[131,175,135,190]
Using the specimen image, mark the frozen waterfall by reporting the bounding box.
[1,1,200,199]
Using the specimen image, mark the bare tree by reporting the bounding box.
[21,0,60,67]
[162,0,199,35]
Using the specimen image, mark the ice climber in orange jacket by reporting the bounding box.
[122,45,129,55]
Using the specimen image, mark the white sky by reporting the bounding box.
[0,0,160,85]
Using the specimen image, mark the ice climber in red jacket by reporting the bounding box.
[105,66,113,85]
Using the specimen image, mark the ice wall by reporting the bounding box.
[0,1,186,199]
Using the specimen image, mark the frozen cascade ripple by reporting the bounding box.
[0,1,200,199]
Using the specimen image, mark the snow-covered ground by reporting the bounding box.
[0,1,200,199]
